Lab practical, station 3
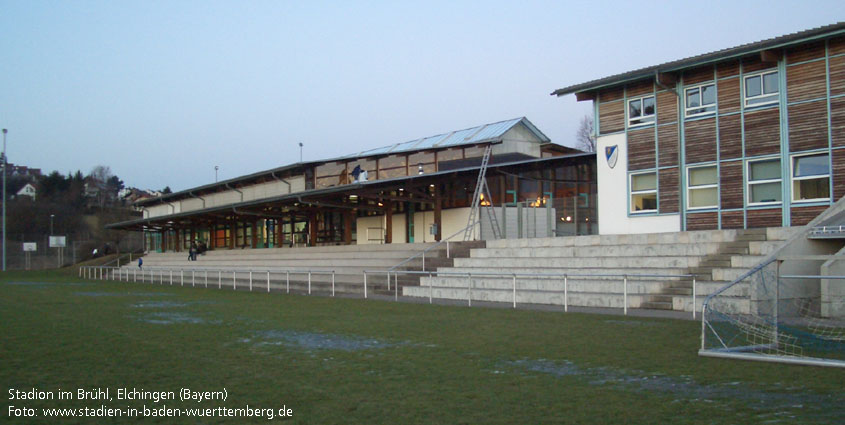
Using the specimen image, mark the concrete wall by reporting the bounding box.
[144,175,305,219]
[820,246,845,318]
[358,207,472,244]
[494,125,542,158]
[596,132,680,235]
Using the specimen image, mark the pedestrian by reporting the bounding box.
[138,257,143,269]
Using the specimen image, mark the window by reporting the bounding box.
[744,70,779,107]
[685,84,716,117]
[791,153,830,202]
[628,96,655,127]
[747,159,782,205]
[630,172,657,213]
[687,166,718,209]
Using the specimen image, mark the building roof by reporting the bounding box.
[551,22,845,97]
[135,117,551,206]
[107,152,594,230]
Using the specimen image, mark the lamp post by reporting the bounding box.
[2,128,6,272]
[215,165,219,182]
[299,142,303,163]
[50,214,55,235]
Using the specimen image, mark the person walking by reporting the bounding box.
[138,257,143,269]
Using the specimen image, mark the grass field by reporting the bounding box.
[1,270,843,424]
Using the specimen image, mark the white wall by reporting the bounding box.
[596,132,679,235]
[357,207,473,244]
[355,213,406,244]
[144,175,306,219]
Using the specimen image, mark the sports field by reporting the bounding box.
[1,270,843,424]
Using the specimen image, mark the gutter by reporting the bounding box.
[188,190,206,208]
[225,182,243,202]
[271,171,292,193]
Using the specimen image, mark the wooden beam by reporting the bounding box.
[760,49,781,63]
[384,201,392,244]
[308,213,317,247]
[434,185,442,242]
[343,211,352,245]
[574,91,595,102]
[655,72,677,87]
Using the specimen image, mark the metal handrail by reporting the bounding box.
[388,222,478,272]
[364,268,697,317]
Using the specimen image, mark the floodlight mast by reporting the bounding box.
[2,128,6,271]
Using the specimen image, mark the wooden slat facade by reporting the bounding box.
[659,167,679,214]
[684,118,718,164]
[720,161,743,210]
[657,125,679,167]
[686,212,718,230]
[718,114,742,159]
[785,41,826,64]
[599,101,625,135]
[788,100,829,152]
[683,66,714,85]
[627,128,656,170]
[835,149,845,200]
[830,55,845,96]
[744,108,781,157]
[791,205,829,226]
[717,77,741,115]
[747,208,781,228]
[720,210,744,229]
[626,80,654,97]
[656,91,677,124]
[787,60,827,103]
[716,60,740,79]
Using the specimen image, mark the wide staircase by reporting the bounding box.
[120,242,483,295]
[403,227,799,314]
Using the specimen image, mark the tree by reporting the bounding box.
[161,186,172,194]
[576,115,596,153]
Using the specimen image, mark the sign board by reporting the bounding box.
[49,236,67,248]
[23,242,37,252]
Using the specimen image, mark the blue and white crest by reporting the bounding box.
[605,145,618,169]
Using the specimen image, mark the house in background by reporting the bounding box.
[553,23,845,234]
[15,183,36,201]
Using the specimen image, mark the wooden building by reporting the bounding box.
[552,23,845,234]
[106,117,597,252]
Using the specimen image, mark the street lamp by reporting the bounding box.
[2,128,6,272]
[215,165,219,183]
[299,142,303,163]
[50,214,55,235]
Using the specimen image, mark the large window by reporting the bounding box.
[628,95,655,127]
[747,158,782,205]
[630,172,657,213]
[685,84,716,117]
[744,70,779,107]
[791,153,830,202]
[687,165,718,209]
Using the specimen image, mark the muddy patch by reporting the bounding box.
[248,330,402,352]
[603,320,663,327]
[75,291,174,297]
[134,312,220,325]
[6,281,92,287]
[509,359,843,421]
[130,300,216,308]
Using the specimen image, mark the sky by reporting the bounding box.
[1,1,843,192]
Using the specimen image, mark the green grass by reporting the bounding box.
[1,270,843,424]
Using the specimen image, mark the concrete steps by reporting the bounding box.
[404,227,797,314]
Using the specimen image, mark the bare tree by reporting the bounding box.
[576,115,596,152]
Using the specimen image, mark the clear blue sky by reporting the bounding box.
[1,1,842,192]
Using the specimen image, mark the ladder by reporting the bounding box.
[464,145,501,241]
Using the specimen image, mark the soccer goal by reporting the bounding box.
[700,257,845,368]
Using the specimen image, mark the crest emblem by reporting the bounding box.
[605,145,619,169]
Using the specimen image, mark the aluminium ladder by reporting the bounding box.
[463,145,501,241]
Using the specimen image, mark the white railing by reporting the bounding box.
[79,266,336,296]
[810,225,845,237]
[79,265,697,317]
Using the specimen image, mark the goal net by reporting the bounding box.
[700,258,845,367]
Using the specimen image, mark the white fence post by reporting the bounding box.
[205,270,208,288]
[286,271,290,294]
[564,275,568,313]
[249,271,253,292]
[218,270,222,289]
[192,270,195,287]
[308,271,312,295]
[429,272,433,304]
[180,270,184,286]
[623,275,628,316]
[394,271,398,301]
[233,271,236,290]
[512,274,517,309]
[467,273,472,307]
[267,271,271,293]
[363,272,368,299]
[692,276,697,319]
[332,271,335,297]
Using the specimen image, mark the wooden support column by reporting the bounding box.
[343,211,353,245]
[251,220,258,248]
[229,218,236,249]
[308,213,318,247]
[384,201,393,244]
[434,185,442,242]
[275,218,283,248]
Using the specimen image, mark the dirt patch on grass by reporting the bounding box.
[509,359,844,422]
[134,312,221,325]
[247,330,403,352]
[75,291,173,297]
